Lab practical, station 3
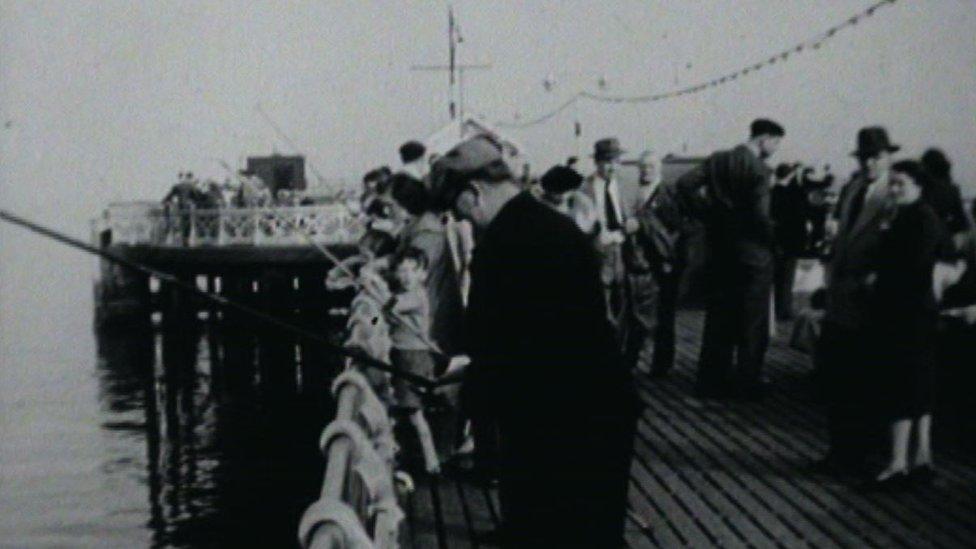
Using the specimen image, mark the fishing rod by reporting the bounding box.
[212,160,447,357]
[0,209,454,391]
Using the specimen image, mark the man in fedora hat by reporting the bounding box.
[815,125,900,475]
[583,137,644,365]
[694,118,784,400]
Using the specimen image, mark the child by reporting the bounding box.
[384,247,441,474]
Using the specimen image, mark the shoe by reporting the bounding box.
[908,465,936,485]
[859,471,910,492]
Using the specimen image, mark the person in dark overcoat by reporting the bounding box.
[816,126,900,475]
[920,148,970,257]
[434,138,640,547]
[864,160,944,489]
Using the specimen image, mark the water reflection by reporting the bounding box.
[95,315,346,547]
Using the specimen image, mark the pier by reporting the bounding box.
[404,311,976,548]
[92,202,362,327]
[86,204,976,548]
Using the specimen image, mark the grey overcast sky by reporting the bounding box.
[1,0,975,232]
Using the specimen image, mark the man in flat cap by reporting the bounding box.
[436,138,639,547]
[691,118,784,400]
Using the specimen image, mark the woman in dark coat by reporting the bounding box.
[868,160,944,488]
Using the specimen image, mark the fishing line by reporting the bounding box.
[0,210,452,390]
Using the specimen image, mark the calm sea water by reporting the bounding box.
[0,236,344,548]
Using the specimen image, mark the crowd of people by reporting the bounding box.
[161,169,315,212]
[158,169,321,244]
[328,122,975,546]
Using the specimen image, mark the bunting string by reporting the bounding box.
[496,0,898,129]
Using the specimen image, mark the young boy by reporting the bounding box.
[385,247,441,474]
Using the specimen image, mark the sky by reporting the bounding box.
[1,1,975,279]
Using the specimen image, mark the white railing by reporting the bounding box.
[101,202,364,247]
[298,369,404,549]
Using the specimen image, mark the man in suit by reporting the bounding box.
[583,138,644,366]
[438,137,639,546]
[695,119,784,400]
[815,126,900,475]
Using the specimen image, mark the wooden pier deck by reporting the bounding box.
[408,310,976,548]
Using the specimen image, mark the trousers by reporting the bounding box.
[697,246,774,391]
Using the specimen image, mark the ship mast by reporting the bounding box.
[411,5,490,122]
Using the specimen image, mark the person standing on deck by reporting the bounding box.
[625,152,665,373]
[631,152,690,378]
[815,126,900,476]
[919,148,970,256]
[390,172,465,359]
[694,119,784,400]
[862,160,945,489]
[771,163,812,321]
[437,136,640,547]
[583,137,644,367]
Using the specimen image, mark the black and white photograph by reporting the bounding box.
[1,1,975,547]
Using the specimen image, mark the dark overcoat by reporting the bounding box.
[463,192,639,547]
[825,174,896,329]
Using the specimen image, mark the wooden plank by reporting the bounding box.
[638,379,877,548]
[627,477,686,548]
[631,437,750,548]
[630,450,717,546]
[709,392,976,548]
[624,519,658,549]
[636,410,804,548]
[660,312,973,548]
[690,342,976,545]
[637,397,850,548]
[657,352,934,548]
